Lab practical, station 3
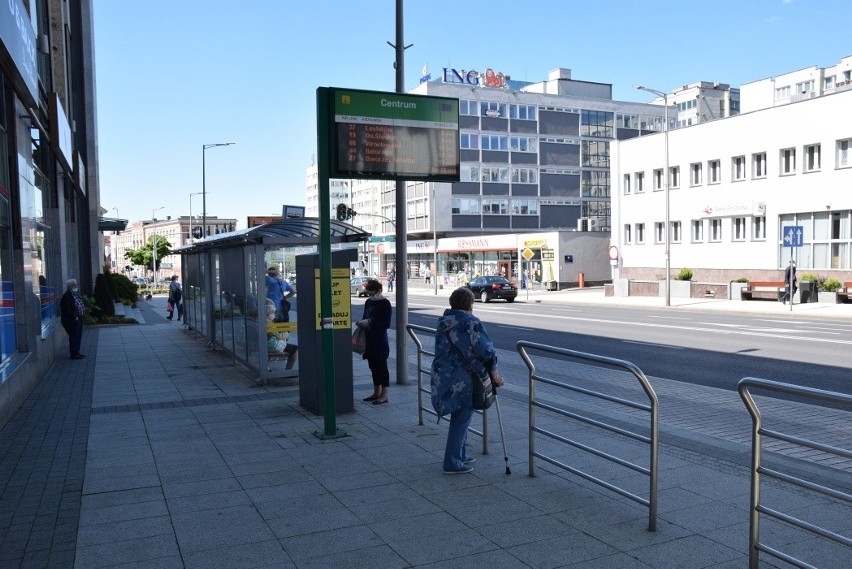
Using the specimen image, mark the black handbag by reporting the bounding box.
[444,331,496,410]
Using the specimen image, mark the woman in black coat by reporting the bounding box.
[60,278,85,359]
[356,279,392,404]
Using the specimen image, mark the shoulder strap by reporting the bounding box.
[444,330,477,376]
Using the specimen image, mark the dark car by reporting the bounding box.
[350,276,378,297]
[465,276,518,303]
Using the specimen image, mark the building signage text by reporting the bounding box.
[442,67,509,89]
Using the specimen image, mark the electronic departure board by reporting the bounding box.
[329,88,460,182]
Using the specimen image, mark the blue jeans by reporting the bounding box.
[443,406,474,471]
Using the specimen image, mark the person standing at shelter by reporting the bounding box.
[387,269,395,293]
[167,275,182,320]
[780,259,797,304]
[431,287,504,473]
[266,266,296,322]
[357,279,392,404]
[60,279,85,360]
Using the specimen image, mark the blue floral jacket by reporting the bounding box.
[431,308,497,417]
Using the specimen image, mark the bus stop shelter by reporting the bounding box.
[176,218,369,385]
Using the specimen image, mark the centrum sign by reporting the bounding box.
[329,88,459,182]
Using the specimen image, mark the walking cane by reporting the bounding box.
[494,393,511,475]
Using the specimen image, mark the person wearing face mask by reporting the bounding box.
[356,279,392,404]
[60,278,86,360]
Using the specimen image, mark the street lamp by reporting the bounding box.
[152,206,165,287]
[189,192,203,244]
[635,84,672,306]
[202,143,235,238]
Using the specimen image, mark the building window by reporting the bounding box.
[509,104,536,120]
[732,155,746,181]
[511,199,538,215]
[635,172,644,193]
[451,198,480,214]
[733,217,747,241]
[481,199,508,215]
[509,136,537,152]
[709,219,723,242]
[654,222,665,244]
[623,174,631,195]
[838,139,851,168]
[670,166,680,188]
[581,110,614,138]
[804,143,821,172]
[582,171,610,197]
[780,148,796,175]
[671,221,682,243]
[460,165,480,182]
[460,133,479,150]
[691,220,704,243]
[752,152,767,179]
[480,101,507,118]
[459,100,479,116]
[690,162,702,186]
[481,166,509,183]
[796,80,814,95]
[825,76,835,90]
[635,223,645,244]
[753,216,766,240]
[775,85,791,100]
[624,224,632,244]
[511,167,537,184]
[481,135,508,151]
[653,168,663,191]
[708,160,721,184]
[582,140,610,168]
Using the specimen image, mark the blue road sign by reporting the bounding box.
[782,225,803,248]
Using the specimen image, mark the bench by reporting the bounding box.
[741,281,786,301]
[836,281,852,304]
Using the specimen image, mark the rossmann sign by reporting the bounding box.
[442,67,509,88]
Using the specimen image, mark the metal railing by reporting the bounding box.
[517,340,659,531]
[738,377,852,569]
[406,324,490,454]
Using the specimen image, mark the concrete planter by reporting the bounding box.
[729,282,749,301]
[659,279,691,298]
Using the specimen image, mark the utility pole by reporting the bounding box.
[388,0,412,384]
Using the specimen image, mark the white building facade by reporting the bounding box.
[612,86,852,283]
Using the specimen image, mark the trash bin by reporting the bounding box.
[799,281,818,303]
[545,280,558,291]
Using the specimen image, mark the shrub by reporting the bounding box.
[732,277,749,283]
[93,274,115,318]
[798,272,819,282]
[822,278,842,292]
[675,267,693,281]
[108,272,138,305]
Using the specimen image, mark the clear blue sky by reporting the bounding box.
[93,0,851,228]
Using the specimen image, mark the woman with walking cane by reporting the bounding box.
[431,287,504,474]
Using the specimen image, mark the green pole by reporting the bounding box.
[316,87,343,438]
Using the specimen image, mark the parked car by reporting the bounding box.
[132,278,147,286]
[465,276,518,303]
[350,276,378,297]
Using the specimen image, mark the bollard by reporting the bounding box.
[579,272,585,288]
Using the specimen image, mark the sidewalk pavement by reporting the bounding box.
[0,293,849,568]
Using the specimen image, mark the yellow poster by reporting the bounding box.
[313,268,351,330]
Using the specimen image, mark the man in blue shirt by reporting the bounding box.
[266,266,296,322]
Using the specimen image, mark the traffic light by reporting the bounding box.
[336,203,348,221]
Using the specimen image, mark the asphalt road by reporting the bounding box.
[356,295,852,394]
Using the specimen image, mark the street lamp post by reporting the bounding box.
[189,192,203,244]
[152,206,165,287]
[202,143,235,239]
[635,85,672,306]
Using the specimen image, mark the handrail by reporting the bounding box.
[517,340,658,531]
[406,324,489,454]
[738,377,852,569]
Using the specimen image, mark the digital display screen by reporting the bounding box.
[330,88,459,182]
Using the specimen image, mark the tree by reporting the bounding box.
[124,235,172,273]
